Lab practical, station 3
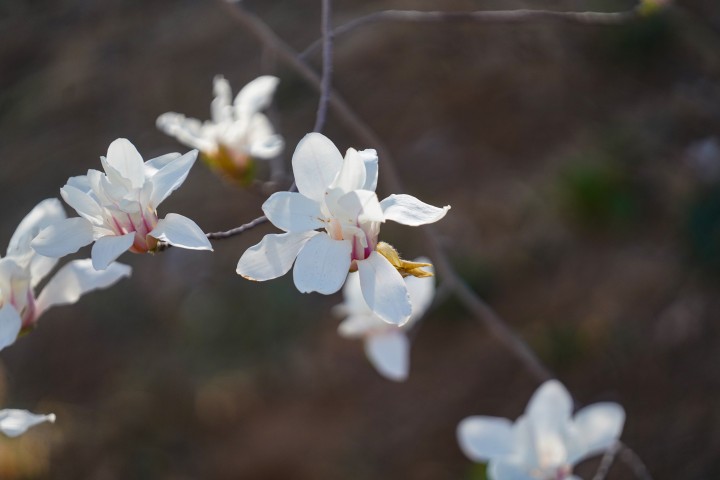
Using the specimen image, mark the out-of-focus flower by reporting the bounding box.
[0,410,55,438]
[236,133,449,326]
[638,0,671,15]
[157,75,284,185]
[335,259,435,381]
[457,380,625,480]
[0,199,131,350]
[31,139,212,270]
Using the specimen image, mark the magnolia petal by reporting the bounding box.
[337,314,382,338]
[567,403,625,464]
[292,133,343,202]
[338,271,371,316]
[405,258,435,321]
[237,231,317,281]
[0,410,55,438]
[156,113,215,152]
[331,148,367,193]
[0,303,22,352]
[144,152,182,174]
[380,194,450,226]
[8,198,67,256]
[359,149,378,191]
[36,259,131,315]
[149,214,212,251]
[234,75,279,115]
[31,218,95,258]
[60,185,104,224]
[293,234,351,295]
[106,138,146,189]
[247,114,284,159]
[65,174,92,193]
[262,192,325,232]
[337,190,385,223]
[149,150,197,208]
[526,380,573,425]
[364,330,410,381]
[357,252,411,326]
[457,416,516,462]
[487,460,536,480]
[91,233,135,271]
[211,75,233,123]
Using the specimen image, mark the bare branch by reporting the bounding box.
[217,0,553,382]
[206,215,269,240]
[592,442,621,480]
[618,442,654,480]
[300,8,638,59]
[313,0,333,133]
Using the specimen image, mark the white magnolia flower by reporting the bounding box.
[335,259,435,381]
[156,75,284,183]
[0,409,55,438]
[31,139,212,270]
[0,199,131,350]
[236,133,450,326]
[457,380,625,480]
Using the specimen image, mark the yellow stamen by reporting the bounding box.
[376,242,433,278]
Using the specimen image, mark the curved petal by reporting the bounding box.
[364,330,410,381]
[567,403,625,464]
[149,214,212,251]
[36,259,131,315]
[359,149,378,191]
[106,138,146,189]
[337,271,372,316]
[234,75,279,115]
[144,152,182,174]
[457,416,516,462]
[380,194,450,226]
[7,198,66,256]
[293,234,351,294]
[0,303,22,352]
[247,114,284,159]
[292,133,343,202]
[336,190,384,223]
[237,231,317,281]
[31,218,95,258]
[156,113,215,152]
[405,259,435,321]
[262,192,325,232]
[330,148,366,193]
[211,75,233,123]
[149,150,198,208]
[0,410,55,438]
[488,460,536,480]
[337,314,382,338]
[357,252,411,326]
[60,185,104,224]
[91,233,134,270]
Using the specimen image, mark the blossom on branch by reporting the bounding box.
[157,75,284,184]
[0,199,130,350]
[236,133,449,326]
[0,409,55,438]
[31,139,212,270]
[457,380,625,480]
[335,259,435,381]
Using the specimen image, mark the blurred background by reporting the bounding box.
[1,0,720,478]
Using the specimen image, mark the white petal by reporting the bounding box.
[526,380,573,425]
[487,460,536,480]
[36,259,131,315]
[0,410,55,438]
[337,271,372,316]
[337,314,383,338]
[567,403,625,464]
[31,218,95,258]
[7,198,66,256]
[91,233,135,270]
[292,133,343,202]
[380,194,450,226]
[234,75,279,115]
[0,303,22,352]
[457,416,516,462]
[106,138,146,189]
[211,75,234,123]
[156,113,215,152]
[405,259,435,321]
[247,114,284,159]
[364,330,410,381]
[359,149,378,191]
[149,214,212,251]
[237,232,317,281]
[262,192,325,232]
[66,174,92,193]
[293,234,351,294]
[337,190,385,223]
[144,152,182,174]
[357,252,411,326]
[60,185,104,224]
[330,148,366,193]
[149,150,197,208]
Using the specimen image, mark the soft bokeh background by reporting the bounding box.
[2,0,720,478]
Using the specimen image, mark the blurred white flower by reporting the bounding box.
[236,133,449,326]
[457,380,625,480]
[156,75,284,184]
[31,138,212,270]
[335,260,435,381]
[0,199,131,350]
[0,409,55,438]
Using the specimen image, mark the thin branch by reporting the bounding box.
[300,8,638,59]
[618,442,654,480]
[313,0,333,133]
[217,0,553,382]
[592,442,621,480]
[206,215,269,240]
